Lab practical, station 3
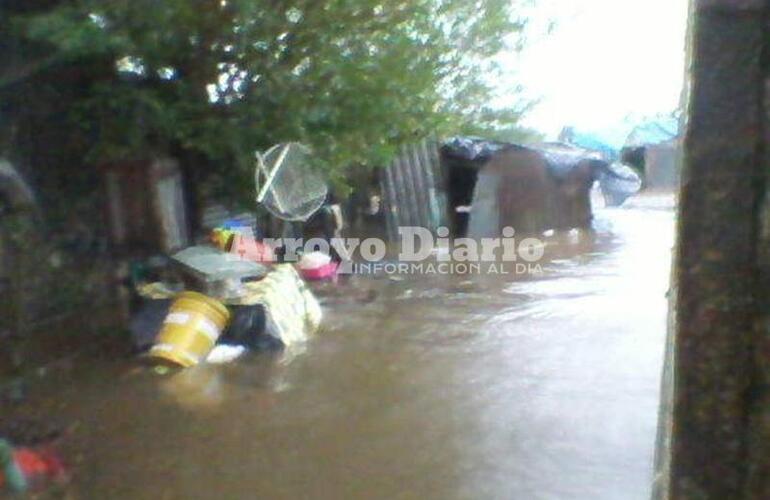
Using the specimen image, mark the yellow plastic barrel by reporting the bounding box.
[148,292,231,368]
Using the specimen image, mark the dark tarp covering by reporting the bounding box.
[441,137,523,166]
[535,142,642,205]
[533,142,605,180]
[442,138,604,180]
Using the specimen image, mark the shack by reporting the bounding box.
[440,137,511,237]
[622,118,681,190]
[464,142,603,238]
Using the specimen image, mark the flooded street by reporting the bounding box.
[12,195,675,499]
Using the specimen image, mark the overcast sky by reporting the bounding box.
[496,0,690,139]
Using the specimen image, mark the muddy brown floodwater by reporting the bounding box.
[8,193,676,500]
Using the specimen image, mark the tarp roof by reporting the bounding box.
[558,127,623,159]
[625,117,680,147]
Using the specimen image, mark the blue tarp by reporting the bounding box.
[559,117,681,157]
[624,118,680,147]
[558,127,621,160]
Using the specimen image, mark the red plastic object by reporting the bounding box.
[0,447,69,489]
[299,261,339,281]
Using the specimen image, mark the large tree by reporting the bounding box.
[2,0,533,203]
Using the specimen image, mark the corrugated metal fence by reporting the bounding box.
[379,138,448,242]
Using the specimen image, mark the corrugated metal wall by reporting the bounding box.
[379,138,448,242]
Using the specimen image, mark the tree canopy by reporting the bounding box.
[1,0,535,201]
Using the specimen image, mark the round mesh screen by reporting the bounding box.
[255,143,327,222]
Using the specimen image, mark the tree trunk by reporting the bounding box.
[659,0,770,498]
